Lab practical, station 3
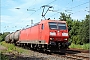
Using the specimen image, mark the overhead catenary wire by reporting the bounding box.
[64,1,89,14]
[25,0,58,19]
[67,1,89,10]
[47,0,57,5]
[29,0,58,15]
[27,0,89,19]
[14,0,37,22]
[17,0,58,29]
[25,8,41,19]
[19,1,58,30]
[89,0,90,14]
[49,0,73,17]
[50,1,89,18]
[11,0,40,30]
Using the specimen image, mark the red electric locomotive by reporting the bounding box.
[5,19,71,51]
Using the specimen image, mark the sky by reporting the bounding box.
[1,0,89,33]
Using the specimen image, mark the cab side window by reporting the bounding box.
[41,24,44,30]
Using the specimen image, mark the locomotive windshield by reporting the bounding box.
[49,22,57,29]
[49,22,66,30]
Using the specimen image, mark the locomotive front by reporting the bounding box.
[48,21,71,49]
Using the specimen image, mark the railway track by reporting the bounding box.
[55,54,89,60]
[67,48,89,53]
[28,47,89,60]
[62,53,89,60]
[50,50,90,60]
[49,53,90,60]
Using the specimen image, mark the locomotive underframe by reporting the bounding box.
[15,40,71,52]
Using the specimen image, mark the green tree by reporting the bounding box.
[59,12,71,21]
[80,15,89,44]
[0,32,10,42]
[0,33,2,36]
[69,20,82,44]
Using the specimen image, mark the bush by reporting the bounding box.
[69,43,90,50]
[0,52,9,60]
[0,32,10,42]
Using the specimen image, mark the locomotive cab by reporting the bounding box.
[48,21,71,49]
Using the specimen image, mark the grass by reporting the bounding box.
[0,41,30,54]
[69,43,90,50]
[0,41,31,60]
[0,53,9,60]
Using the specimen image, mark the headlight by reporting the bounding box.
[62,33,68,36]
[50,32,56,36]
[50,38,54,40]
[64,38,67,40]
